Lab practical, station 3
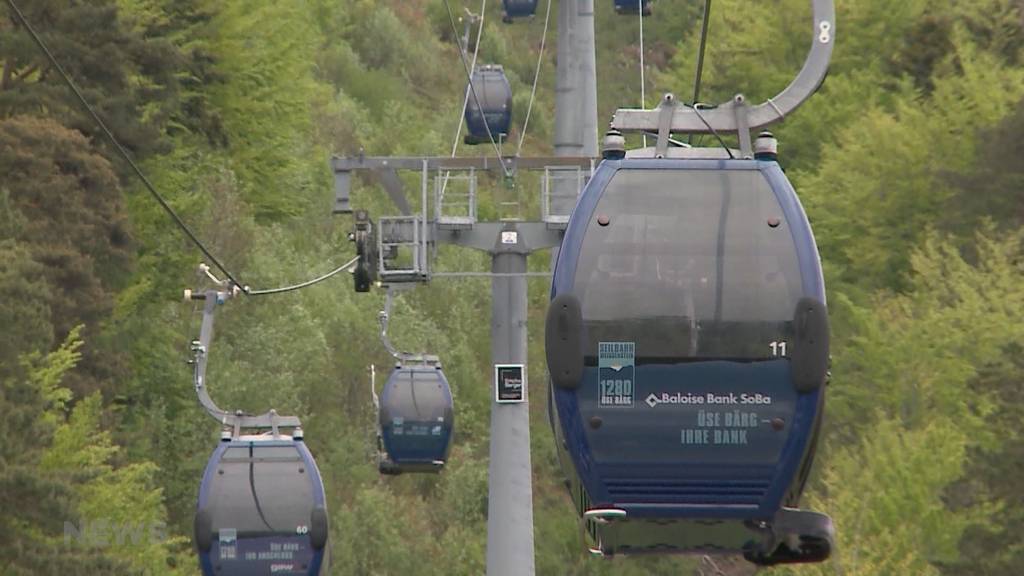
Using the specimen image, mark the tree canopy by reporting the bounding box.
[1,0,1022,574]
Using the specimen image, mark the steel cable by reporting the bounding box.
[515,0,553,155]
[8,0,362,298]
[442,0,514,178]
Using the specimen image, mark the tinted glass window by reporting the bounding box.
[468,71,510,112]
[574,169,802,362]
[209,444,314,537]
[383,369,449,426]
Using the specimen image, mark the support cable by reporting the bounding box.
[688,102,734,158]
[442,0,514,178]
[689,0,713,145]
[515,0,553,155]
[432,271,551,278]
[450,6,486,159]
[5,0,243,288]
[639,0,648,148]
[441,4,487,203]
[246,255,360,296]
[8,0,366,299]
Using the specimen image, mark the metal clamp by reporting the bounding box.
[654,94,677,158]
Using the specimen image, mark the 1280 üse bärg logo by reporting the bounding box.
[599,342,635,407]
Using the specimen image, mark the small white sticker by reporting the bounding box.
[501,231,518,244]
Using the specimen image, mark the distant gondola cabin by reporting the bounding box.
[378,363,455,474]
[464,65,513,145]
[502,0,538,21]
[613,0,652,16]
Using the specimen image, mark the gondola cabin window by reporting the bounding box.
[573,169,802,364]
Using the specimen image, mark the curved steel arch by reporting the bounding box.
[189,289,302,436]
[611,0,834,136]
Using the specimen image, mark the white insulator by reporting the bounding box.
[602,129,626,160]
[754,130,778,160]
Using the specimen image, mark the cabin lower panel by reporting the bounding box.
[589,516,763,557]
[586,506,834,564]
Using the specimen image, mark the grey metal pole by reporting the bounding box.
[552,0,598,265]
[486,228,533,576]
[578,0,598,160]
[554,0,598,159]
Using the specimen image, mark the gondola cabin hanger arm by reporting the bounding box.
[609,0,835,157]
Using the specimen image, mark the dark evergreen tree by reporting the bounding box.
[0,115,131,396]
[0,0,180,156]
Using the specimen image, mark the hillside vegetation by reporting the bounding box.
[1,0,1023,574]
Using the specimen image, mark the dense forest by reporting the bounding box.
[1,0,1023,574]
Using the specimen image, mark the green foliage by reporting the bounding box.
[204,1,324,221]
[0,0,182,156]
[797,229,1024,574]
[0,328,186,574]
[801,35,1024,292]
[0,115,133,397]
[3,0,1024,574]
[0,238,54,369]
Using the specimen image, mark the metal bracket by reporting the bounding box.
[330,155,594,221]
[655,94,677,158]
[436,168,478,229]
[542,161,593,228]
[733,94,753,158]
[583,508,628,525]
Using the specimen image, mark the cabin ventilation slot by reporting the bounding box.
[604,478,771,505]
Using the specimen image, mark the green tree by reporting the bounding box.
[0,115,132,396]
[0,0,180,156]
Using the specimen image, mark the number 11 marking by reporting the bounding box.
[770,341,788,357]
